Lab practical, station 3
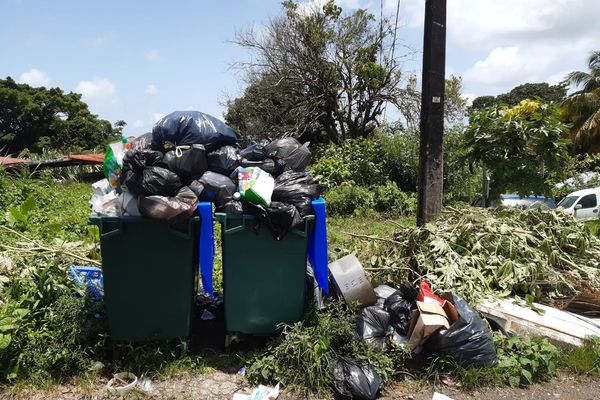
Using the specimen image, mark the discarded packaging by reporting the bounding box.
[477,297,600,347]
[232,383,280,400]
[237,167,275,207]
[406,301,454,349]
[431,393,454,400]
[329,254,377,307]
[106,372,138,394]
[91,190,121,216]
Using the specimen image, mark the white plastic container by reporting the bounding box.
[328,254,377,307]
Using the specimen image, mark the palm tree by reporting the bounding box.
[562,51,600,153]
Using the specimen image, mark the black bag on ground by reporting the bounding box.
[130,132,153,151]
[265,137,311,172]
[163,144,208,179]
[272,171,323,202]
[425,293,498,368]
[189,171,236,207]
[355,305,390,350]
[384,285,418,336]
[152,111,240,152]
[333,357,383,400]
[207,145,239,175]
[138,186,198,223]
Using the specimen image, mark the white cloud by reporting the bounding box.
[18,68,50,87]
[133,119,145,129]
[83,32,117,48]
[152,113,165,122]
[546,70,570,86]
[144,84,158,95]
[144,49,161,62]
[75,78,118,107]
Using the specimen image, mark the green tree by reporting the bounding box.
[226,0,414,143]
[562,50,600,153]
[0,77,117,154]
[463,100,570,202]
[471,82,567,111]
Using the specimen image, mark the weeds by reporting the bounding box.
[563,337,600,375]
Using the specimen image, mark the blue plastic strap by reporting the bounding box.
[198,202,215,297]
[308,197,329,293]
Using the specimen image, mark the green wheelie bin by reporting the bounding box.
[90,216,199,341]
[215,213,314,335]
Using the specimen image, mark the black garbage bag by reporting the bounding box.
[207,145,239,175]
[239,141,270,161]
[122,149,165,171]
[130,132,153,151]
[384,285,418,336]
[272,171,324,203]
[163,144,208,179]
[215,200,243,215]
[425,293,498,368]
[121,166,181,197]
[290,197,313,217]
[265,137,311,171]
[355,305,390,350]
[190,171,236,207]
[138,186,198,223]
[152,111,240,152]
[264,202,303,241]
[239,157,285,176]
[333,357,383,400]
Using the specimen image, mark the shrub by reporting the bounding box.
[371,181,417,215]
[325,182,374,216]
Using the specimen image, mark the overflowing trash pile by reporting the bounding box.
[324,254,497,399]
[91,111,323,239]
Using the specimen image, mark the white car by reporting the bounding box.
[556,187,600,220]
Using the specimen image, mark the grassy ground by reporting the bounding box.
[2,174,600,396]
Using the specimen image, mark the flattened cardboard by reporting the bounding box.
[407,301,450,349]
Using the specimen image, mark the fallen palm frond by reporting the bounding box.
[360,207,600,303]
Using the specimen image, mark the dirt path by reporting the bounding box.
[2,372,600,400]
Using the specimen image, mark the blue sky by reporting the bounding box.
[2,0,599,136]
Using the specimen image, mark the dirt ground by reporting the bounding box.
[2,371,600,400]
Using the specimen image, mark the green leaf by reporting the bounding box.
[508,375,520,388]
[521,368,533,384]
[0,334,11,350]
[20,195,36,215]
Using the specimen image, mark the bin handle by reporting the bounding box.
[168,220,193,239]
[100,218,123,239]
[221,215,247,235]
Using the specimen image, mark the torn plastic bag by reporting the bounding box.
[384,285,418,336]
[215,200,244,215]
[355,305,390,350]
[272,171,324,203]
[239,157,284,176]
[374,285,398,303]
[130,132,153,151]
[265,137,311,171]
[425,293,498,368]
[190,171,236,207]
[152,111,240,152]
[138,186,198,223]
[91,190,121,216]
[163,144,208,179]
[121,166,181,197]
[239,141,270,161]
[333,357,383,400]
[207,145,239,175]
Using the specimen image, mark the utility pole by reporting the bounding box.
[417,0,447,226]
